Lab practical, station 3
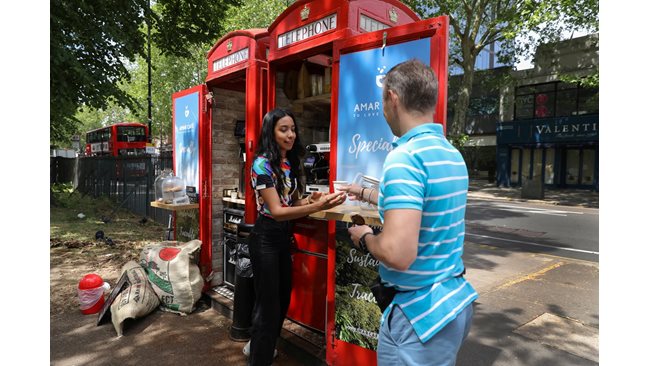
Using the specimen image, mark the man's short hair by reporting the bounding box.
[383,59,438,115]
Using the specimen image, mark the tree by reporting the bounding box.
[402,0,599,140]
[221,0,293,34]
[50,0,239,146]
[50,0,148,145]
[152,0,240,58]
[127,43,210,146]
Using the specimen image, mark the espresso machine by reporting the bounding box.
[304,142,330,193]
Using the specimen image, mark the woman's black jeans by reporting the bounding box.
[248,215,293,366]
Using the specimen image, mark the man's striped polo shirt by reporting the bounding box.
[377,122,478,343]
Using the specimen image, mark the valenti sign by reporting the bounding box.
[336,37,431,184]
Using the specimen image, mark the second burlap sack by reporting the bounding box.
[110,260,160,337]
[140,239,204,315]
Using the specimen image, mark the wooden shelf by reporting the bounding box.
[292,93,331,111]
[222,197,245,205]
[308,204,382,227]
[150,201,199,211]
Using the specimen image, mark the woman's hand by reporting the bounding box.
[309,192,324,203]
[338,183,363,201]
[315,191,346,210]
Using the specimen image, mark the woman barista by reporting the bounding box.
[247,108,345,365]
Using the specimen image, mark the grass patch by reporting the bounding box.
[50,184,168,314]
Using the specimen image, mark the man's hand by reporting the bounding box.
[338,183,363,202]
[348,224,373,247]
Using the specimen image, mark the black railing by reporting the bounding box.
[75,154,173,226]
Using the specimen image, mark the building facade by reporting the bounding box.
[496,34,599,190]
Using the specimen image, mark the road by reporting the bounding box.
[465,198,599,262]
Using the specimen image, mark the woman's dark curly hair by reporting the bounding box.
[255,108,306,198]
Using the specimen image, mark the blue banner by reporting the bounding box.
[174,92,200,191]
[336,38,431,184]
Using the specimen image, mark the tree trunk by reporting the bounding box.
[451,60,475,137]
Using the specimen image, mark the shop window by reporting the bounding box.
[545,148,555,184]
[532,149,543,179]
[534,93,555,118]
[515,94,534,119]
[510,149,520,185]
[566,149,580,185]
[533,83,556,93]
[556,89,578,116]
[515,81,597,120]
[578,87,599,115]
[581,149,595,185]
[521,148,531,180]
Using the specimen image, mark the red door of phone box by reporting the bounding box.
[171,84,212,288]
[266,1,424,364]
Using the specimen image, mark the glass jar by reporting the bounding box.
[354,174,379,211]
[154,169,173,202]
[161,175,187,204]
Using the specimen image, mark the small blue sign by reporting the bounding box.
[174,92,200,190]
[336,38,430,184]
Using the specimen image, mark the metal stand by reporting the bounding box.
[229,223,256,341]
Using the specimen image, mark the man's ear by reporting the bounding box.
[387,89,400,107]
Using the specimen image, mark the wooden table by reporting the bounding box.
[150,201,199,211]
[308,204,382,227]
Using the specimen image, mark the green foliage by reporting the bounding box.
[125,43,209,145]
[57,0,295,147]
[559,70,599,88]
[50,0,148,145]
[51,182,75,196]
[75,103,140,147]
[447,133,469,150]
[221,0,292,35]
[50,188,164,243]
[151,0,240,58]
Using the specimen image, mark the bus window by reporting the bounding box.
[117,126,146,142]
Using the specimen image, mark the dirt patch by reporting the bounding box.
[49,187,310,366]
[50,190,160,316]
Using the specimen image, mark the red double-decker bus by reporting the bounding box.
[85,122,149,156]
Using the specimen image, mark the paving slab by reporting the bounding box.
[514,313,599,363]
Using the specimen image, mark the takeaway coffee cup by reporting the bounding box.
[332,181,350,204]
[332,180,348,193]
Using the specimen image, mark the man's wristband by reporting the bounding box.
[359,232,372,253]
[360,187,367,202]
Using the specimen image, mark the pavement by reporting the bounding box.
[468,180,599,209]
[50,180,599,365]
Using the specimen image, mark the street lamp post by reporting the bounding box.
[147,0,152,144]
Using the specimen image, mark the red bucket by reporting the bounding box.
[78,274,106,315]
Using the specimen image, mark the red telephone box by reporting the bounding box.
[204,29,269,287]
[265,0,421,355]
[266,1,449,364]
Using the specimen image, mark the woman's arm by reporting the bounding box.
[340,184,378,205]
[259,188,345,221]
